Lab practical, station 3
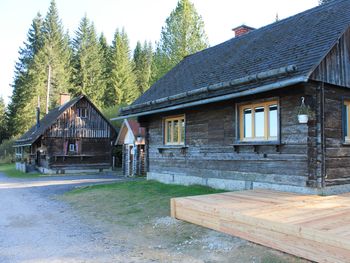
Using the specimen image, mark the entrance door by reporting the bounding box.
[36,151,40,166]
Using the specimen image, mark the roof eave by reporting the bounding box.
[112,75,308,120]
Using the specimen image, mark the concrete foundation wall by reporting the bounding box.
[147,172,350,195]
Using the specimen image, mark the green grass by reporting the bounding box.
[0,163,41,178]
[63,180,225,227]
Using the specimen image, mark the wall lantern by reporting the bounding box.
[136,135,143,144]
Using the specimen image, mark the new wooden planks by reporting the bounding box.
[171,189,350,263]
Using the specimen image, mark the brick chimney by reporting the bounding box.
[232,25,255,37]
[59,93,71,106]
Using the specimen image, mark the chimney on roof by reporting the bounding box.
[59,93,71,106]
[232,25,255,37]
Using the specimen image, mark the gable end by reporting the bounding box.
[310,27,350,88]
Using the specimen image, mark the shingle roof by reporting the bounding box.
[120,0,350,116]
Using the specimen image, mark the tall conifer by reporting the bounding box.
[110,28,137,105]
[133,41,153,95]
[7,13,44,136]
[71,16,104,107]
[152,0,209,83]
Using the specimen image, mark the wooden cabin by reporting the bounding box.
[115,1,350,194]
[115,119,146,176]
[14,94,117,174]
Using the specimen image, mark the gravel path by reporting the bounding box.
[0,172,139,263]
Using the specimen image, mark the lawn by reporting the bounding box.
[64,180,225,226]
[0,163,41,178]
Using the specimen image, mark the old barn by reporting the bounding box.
[115,1,350,194]
[15,94,117,174]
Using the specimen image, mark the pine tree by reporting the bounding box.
[71,16,105,107]
[152,0,209,83]
[34,0,72,111]
[99,33,114,107]
[0,97,8,143]
[8,0,72,137]
[133,41,153,95]
[7,13,44,136]
[110,28,137,105]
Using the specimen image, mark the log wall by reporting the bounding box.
[45,98,112,138]
[33,97,116,170]
[323,84,350,186]
[140,85,316,189]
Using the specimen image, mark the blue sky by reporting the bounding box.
[0,0,318,105]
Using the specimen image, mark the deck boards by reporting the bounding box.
[171,190,350,263]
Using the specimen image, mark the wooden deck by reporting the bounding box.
[170,189,350,263]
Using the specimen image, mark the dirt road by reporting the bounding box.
[0,172,140,263]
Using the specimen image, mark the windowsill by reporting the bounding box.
[342,141,350,146]
[158,145,188,149]
[232,141,281,146]
[158,145,188,153]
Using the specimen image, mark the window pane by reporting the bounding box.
[180,119,185,143]
[345,105,348,138]
[269,105,278,138]
[173,120,179,143]
[244,109,252,138]
[255,106,265,137]
[166,121,172,143]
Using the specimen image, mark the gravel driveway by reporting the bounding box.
[0,172,140,263]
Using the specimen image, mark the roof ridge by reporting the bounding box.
[125,0,350,116]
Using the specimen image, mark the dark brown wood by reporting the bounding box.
[144,85,313,187]
[311,27,350,88]
[28,97,116,172]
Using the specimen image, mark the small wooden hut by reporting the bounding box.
[115,119,146,176]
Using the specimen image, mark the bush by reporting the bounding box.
[0,138,15,164]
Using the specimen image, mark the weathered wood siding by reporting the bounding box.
[323,84,350,186]
[37,97,115,170]
[311,27,350,88]
[45,98,111,138]
[140,85,315,188]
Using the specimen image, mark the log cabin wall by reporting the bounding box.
[45,98,111,138]
[140,84,316,190]
[309,27,350,186]
[320,83,350,186]
[39,97,115,170]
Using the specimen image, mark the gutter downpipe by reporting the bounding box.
[112,76,308,120]
[321,82,326,188]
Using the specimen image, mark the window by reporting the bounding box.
[69,143,76,152]
[239,100,278,141]
[77,108,88,118]
[344,100,350,142]
[164,115,185,145]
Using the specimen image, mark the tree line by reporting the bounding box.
[0,0,208,142]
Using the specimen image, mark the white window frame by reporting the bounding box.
[78,108,88,119]
[238,99,279,142]
[69,143,76,152]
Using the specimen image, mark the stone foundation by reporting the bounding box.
[147,172,350,195]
